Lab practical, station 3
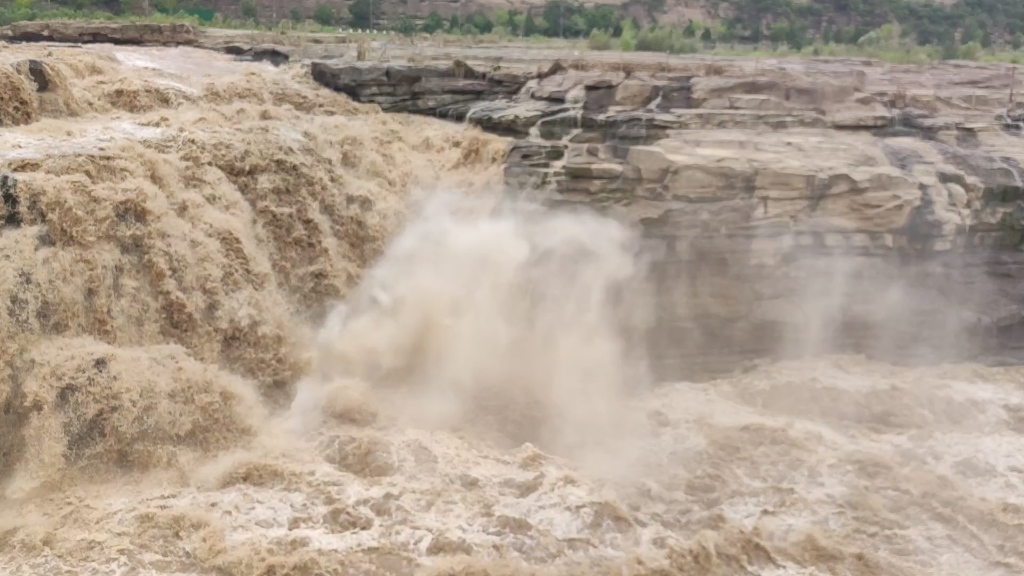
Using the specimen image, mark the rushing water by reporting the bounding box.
[0,44,1021,576]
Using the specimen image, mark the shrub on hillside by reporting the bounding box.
[619,19,637,51]
[588,29,613,50]
[957,41,982,61]
[636,26,699,54]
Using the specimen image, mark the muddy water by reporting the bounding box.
[0,44,1022,576]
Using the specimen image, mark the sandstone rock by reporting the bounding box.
[828,103,893,128]
[626,146,675,181]
[583,72,626,88]
[387,64,450,84]
[692,74,856,110]
[654,81,694,110]
[533,71,581,101]
[311,60,531,116]
[413,78,491,94]
[692,77,788,106]
[615,80,655,107]
[0,22,198,45]
[459,100,569,136]
[727,94,794,111]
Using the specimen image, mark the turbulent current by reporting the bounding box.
[0,44,1023,576]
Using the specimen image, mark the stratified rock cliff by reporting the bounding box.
[0,21,199,45]
[317,57,1024,379]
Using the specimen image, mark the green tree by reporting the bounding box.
[348,0,371,28]
[120,0,142,15]
[534,17,549,35]
[313,4,334,26]
[493,8,510,28]
[290,7,303,21]
[584,6,616,35]
[542,0,584,37]
[961,20,982,44]
[421,10,445,33]
[512,13,526,35]
[700,26,712,42]
[465,11,493,33]
[449,14,460,31]
[394,15,416,35]
[240,0,256,20]
[619,18,637,50]
[523,11,538,36]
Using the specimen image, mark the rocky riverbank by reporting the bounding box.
[0,21,200,45]
[0,21,293,65]
[311,58,1024,379]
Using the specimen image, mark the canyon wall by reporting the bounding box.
[312,57,1024,380]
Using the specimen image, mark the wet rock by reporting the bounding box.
[1,173,20,227]
[218,44,250,55]
[231,44,290,67]
[22,59,48,92]
[655,79,694,110]
[447,100,569,136]
[564,162,624,179]
[583,85,618,111]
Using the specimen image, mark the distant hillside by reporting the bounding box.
[3,0,1023,50]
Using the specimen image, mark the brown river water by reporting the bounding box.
[0,43,1022,576]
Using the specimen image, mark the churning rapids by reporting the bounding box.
[0,43,1022,576]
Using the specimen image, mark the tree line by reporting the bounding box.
[2,0,1024,55]
[314,0,1024,53]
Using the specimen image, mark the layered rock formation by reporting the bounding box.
[312,58,1024,379]
[0,21,199,45]
[0,22,292,65]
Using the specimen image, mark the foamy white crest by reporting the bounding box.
[292,192,653,458]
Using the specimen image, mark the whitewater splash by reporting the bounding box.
[0,42,1022,576]
[292,193,654,463]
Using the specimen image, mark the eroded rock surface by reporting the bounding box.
[0,21,198,45]
[310,58,1024,379]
